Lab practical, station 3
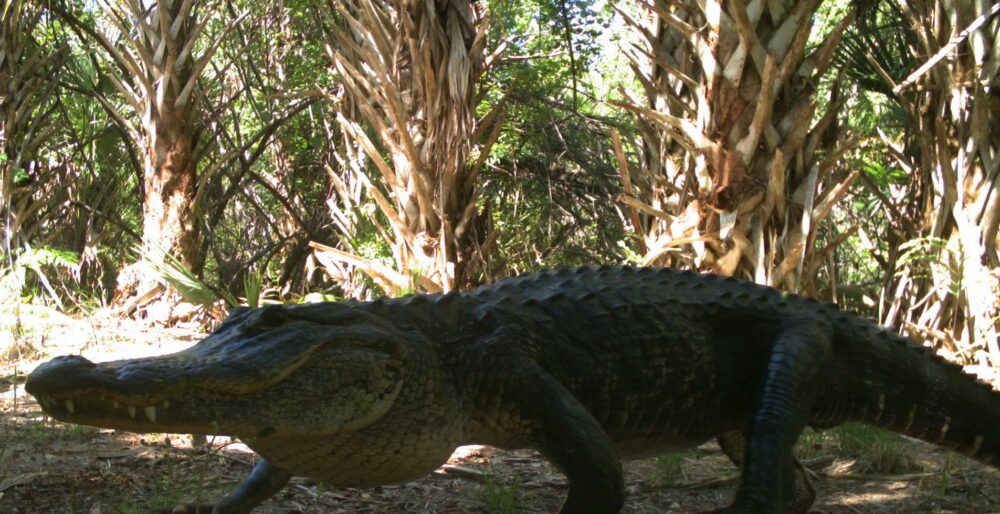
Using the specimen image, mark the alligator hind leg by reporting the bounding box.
[710,321,832,513]
[716,431,815,514]
[169,458,291,514]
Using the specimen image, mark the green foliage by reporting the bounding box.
[0,247,79,311]
[616,239,644,265]
[140,245,238,308]
[475,0,632,275]
[836,2,916,97]
[896,237,947,284]
[9,418,100,445]
[897,237,949,270]
[242,269,265,308]
[653,451,694,484]
[831,423,916,474]
[4,0,975,338]
[8,246,77,273]
[858,159,907,189]
[797,423,915,474]
[896,237,966,296]
[795,427,827,460]
[480,474,520,513]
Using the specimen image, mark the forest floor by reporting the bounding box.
[1,306,999,513]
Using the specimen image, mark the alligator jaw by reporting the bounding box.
[25,309,408,437]
[26,353,263,435]
[30,377,185,433]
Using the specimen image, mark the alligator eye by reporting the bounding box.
[247,305,289,334]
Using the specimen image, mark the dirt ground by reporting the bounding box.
[2,307,999,513]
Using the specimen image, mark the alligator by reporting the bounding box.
[25,265,1000,513]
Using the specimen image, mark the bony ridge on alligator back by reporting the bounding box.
[25,266,1000,513]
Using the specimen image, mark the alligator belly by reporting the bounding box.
[596,398,750,460]
[247,435,454,486]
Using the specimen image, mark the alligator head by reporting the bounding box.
[25,304,407,438]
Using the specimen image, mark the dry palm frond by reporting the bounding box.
[320,0,489,293]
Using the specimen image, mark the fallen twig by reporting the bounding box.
[0,472,48,492]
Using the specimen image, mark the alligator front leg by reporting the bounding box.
[501,359,625,514]
[170,458,291,514]
[710,321,832,513]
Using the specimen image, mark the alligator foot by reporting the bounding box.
[164,458,292,514]
[716,431,815,514]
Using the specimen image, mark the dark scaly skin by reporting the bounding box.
[25,266,1000,513]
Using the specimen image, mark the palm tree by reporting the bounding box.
[317,0,497,293]
[615,0,857,295]
[56,0,244,303]
[843,0,999,364]
[0,1,67,260]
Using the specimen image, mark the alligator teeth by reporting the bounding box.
[127,405,137,419]
[65,399,75,414]
[144,406,157,422]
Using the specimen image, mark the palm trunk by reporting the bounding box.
[140,107,200,273]
[615,0,856,294]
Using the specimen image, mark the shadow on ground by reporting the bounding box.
[3,389,1000,514]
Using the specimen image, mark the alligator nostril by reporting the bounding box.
[45,355,97,371]
[26,354,99,395]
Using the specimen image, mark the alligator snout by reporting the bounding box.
[26,355,99,397]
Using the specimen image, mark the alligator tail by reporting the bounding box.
[833,321,1000,469]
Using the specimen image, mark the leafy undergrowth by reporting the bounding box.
[2,311,1000,513]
